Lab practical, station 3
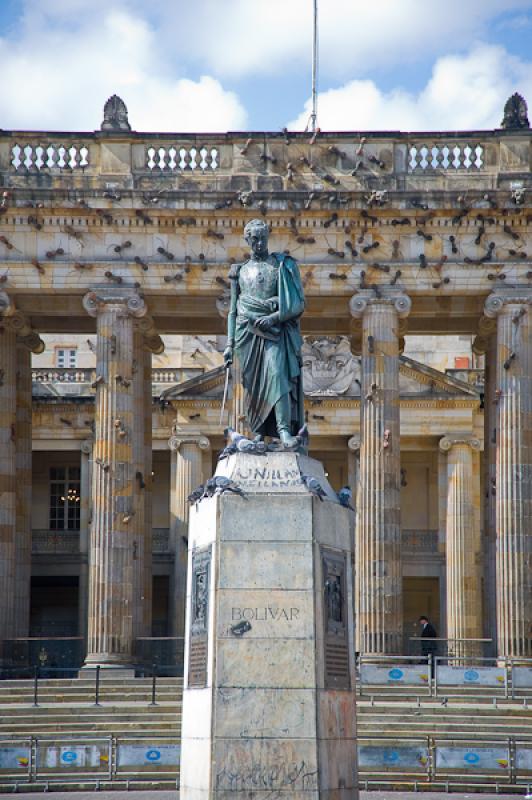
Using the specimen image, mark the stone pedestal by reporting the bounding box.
[180,452,358,799]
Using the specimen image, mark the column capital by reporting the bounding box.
[349,290,411,320]
[168,433,211,453]
[439,435,481,454]
[80,439,94,455]
[0,291,45,353]
[348,435,361,453]
[484,290,532,318]
[83,289,147,318]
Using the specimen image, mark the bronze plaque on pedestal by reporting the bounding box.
[187,546,211,688]
[322,549,351,689]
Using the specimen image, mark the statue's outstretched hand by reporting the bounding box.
[223,346,233,367]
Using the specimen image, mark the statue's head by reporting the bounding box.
[244,218,269,257]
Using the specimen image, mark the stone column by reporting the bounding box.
[473,321,498,654]
[168,433,210,640]
[0,292,43,662]
[349,291,411,654]
[0,325,17,661]
[485,291,532,659]
[78,440,93,644]
[14,345,32,638]
[82,288,147,669]
[439,436,483,660]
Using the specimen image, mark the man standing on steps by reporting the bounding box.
[419,615,437,675]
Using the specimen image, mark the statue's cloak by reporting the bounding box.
[233,252,305,437]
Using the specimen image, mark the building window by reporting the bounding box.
[56,348,77,368]
[49,467,81,531]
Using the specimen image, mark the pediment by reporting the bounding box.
[161,338,479,403]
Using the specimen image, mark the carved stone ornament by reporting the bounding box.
[501,92,530,130]
[484,291,532,319]
[82,290,147,319]
[349,290,412,319]
[439,436,481,453]
[101,94,131,132]
[80,439,93,455]
[168,434,211,452]
[302,336,359,396]
[348,435,361,452]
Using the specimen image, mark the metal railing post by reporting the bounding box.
[150,663,157,706]
[433,656,439,698]
[32,666,39,707]
[94,664,101,706]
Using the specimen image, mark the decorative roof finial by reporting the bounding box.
[501,93,529,130]
[101,95,131,132]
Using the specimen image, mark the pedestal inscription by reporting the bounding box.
[188,546,211,689]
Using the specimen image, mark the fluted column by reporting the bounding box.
[82,289,147,668]
[14,345,32,638]
[0,292,43,662]
[79,439,93,644]
[473,321,498,653]
[130,332,153,646]
[349,291,411,654]
[168,433,210,639]
[0,326,17,661]
[440,436,483,659]
[485,291,532,659]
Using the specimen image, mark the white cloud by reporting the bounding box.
[288,44,532,131]
[165,0,532,79]
[0,6,247,131]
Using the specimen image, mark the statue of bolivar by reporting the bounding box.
[223,219,305,448]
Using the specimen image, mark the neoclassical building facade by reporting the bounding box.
[0,95,530,669]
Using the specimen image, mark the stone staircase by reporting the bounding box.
[0,678,531,791]
[0,677,182,736]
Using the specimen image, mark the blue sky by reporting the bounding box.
[0,0,531,132]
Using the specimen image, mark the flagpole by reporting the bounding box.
[310,0,318,132]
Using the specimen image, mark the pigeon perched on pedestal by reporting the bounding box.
[203,476,246,498]
[187,484,205,506]
[337,485,354,510]
[224,427,267,455]
[301,474,327,501]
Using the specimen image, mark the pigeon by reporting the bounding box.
[224,427,266,455]
[217,443,238,461]
[203,476,246,498]
[236,437,267,455]
[337,486,354,511]
[224,426,247,445]
[301,474,327,501]
[296,423,309,449]
[187,484,205,505]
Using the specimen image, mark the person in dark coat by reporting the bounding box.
[419,615,437,665]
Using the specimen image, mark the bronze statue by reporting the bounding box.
[224,219,305,448]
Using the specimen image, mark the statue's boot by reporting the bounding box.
[275,394,299,449]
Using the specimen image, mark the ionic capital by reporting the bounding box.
[349,290,412,320]
[0,291,45,353]
[348,435,361,453]
[83,289,147,319]
[439,435,481,454]
[168,433,211,453]
[484,290,532,319]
